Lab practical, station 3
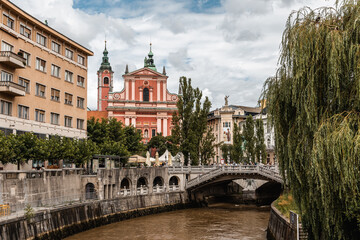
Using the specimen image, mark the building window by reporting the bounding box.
[77,119,84,129]
[223,122,230,128]
[77,75,85,87]
[51,88,60,102]
[65,70,73,83]
[20,24,31,38]
[35,83,46,97]
[65,48,73,60]
[103,77,109,85]
[51,64,60,77]
[19,50,30,66]
[36,58,46,72]
[18,77,30,93]
[51,41,61,53]
[78,55,85,65]
[35,109,45,122]
[65,93,73,105]
[144,129,149,138]
[51,112,59,125]
[3,13,14,29]
[143,87,149,102]
[1,71,13,82]
[0,100,12,116]
[36,33,47,47]
[64,116,72,127]
[18,105,29,119]
[152,129,156,137]
[1,41,13,52]
[77,97,84,109]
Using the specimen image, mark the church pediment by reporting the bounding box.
[126,67,165,77]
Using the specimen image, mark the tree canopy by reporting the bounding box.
[263,1,360,238]
[172,76,216,165]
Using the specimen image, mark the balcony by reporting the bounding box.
[0,51,26,68]
[0,81,26,96]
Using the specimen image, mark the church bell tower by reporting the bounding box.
[97,41,114,111]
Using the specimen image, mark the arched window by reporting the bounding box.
[144,129,149,138]
[104,77,109,85]
[143,87,149,102]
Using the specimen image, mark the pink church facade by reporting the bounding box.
[89,44,178,142]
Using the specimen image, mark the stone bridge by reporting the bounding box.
[185,165,283,190]
[174,165,283,205]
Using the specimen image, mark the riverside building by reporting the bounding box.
[207,99,276,164]
[0,0,93,139]
[88,43,178,143]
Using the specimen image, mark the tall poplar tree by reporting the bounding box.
[243,115,255,163]
[263,1,360,238]
[255,119,267,163]
[231,123,243,163]
[172,76,214,165]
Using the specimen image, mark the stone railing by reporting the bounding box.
[0,51,26,62]
[186,165,283,189]
[0,80,26,91]
[136,186,148,195]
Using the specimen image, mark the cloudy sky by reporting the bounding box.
[12,0,335,110]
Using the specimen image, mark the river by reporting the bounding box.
[66,203,270,240]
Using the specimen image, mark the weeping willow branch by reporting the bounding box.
[263,1,360,239]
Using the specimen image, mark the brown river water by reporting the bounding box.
[66,203,270,240]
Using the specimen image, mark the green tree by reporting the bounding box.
[255,119,267,164]
[0,132,14,164]
[231,123,243,163]
[46,135,64,166]
[220,144,231,163]
[8,133,39,170]
[148,133,167,156]
[73,139,98,167]
[263,1,360,238]
[165,135,179,156]
[172,76,213,165]
[124,126,145,154]
[243,115,255,163]
[199,127,216,165]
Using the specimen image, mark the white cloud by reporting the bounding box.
[11,0,336,110]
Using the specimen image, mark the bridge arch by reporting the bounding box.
[153,176,164,187]
[85,183,96,200]
[169,176,179,186]
[120,177,131,189]
[137,177,148,188]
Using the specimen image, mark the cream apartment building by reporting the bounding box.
[0,0,93,139]
[207,101,275,164]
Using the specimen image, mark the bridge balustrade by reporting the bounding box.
[120,188,131,196]
[152,185,164,193]
[168,185,180,192]
[136,186,148,195]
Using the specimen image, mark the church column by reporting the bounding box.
[139,88,143,101]
[125,117,130,126]
[163,118,168,137]
[162,81,166,101]
[125,80,129,100]
[150,88,153,102]
[132,80,135,101]
[157,118,162,134]
[131,117,136,127]
[157,81,160,101]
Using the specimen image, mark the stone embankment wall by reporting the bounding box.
[0,192,188,240]
[267,204,308,240]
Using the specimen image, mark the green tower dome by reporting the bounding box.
[99,41,112,71]
[144,43,157,71]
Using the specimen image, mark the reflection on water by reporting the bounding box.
[66,203,270,240]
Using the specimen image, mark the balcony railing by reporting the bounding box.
[0,51,26,68]
[0,81,26,96]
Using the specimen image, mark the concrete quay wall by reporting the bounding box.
[0,192,188,240]
[267,204,308,240]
